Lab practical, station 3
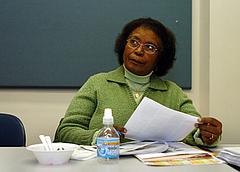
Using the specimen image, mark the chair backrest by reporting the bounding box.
[0,113,26,147]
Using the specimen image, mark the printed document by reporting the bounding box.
[124,97,198,141]
[135,142,224,166]
[217,147,240,167]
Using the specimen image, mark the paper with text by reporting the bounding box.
[124,97,198,141]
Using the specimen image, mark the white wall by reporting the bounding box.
[0,90,75,145]
[187,0,210,116]
[209,0,240,143]
[0,0,239,145]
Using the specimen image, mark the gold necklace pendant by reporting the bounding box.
[135,92,140,98]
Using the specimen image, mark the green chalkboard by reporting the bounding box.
[0,0,192,89]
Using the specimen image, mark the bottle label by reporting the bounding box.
[96,137,120,159]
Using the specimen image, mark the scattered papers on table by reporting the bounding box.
[217,147,240,167]
[71,141,169,160]
[124,97,198,141]
[120,140,168,155]
[135,142,225,166]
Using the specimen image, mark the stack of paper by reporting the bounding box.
[135,142,225,166]
[71,141,169,160]
[120,141,168,155]
[217,147,240,167]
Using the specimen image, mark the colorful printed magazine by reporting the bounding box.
[135,142,225,166]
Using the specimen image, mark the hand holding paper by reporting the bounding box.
[124,97,198,141]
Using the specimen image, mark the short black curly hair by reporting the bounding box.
[114,18,176,77]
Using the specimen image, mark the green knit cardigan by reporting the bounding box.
[54,66,200,145]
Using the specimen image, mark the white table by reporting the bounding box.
[0,147,238,172]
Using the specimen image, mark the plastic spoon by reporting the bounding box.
[45,136,53,151]
[39,135,50,151]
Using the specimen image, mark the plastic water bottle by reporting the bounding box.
[96,108,120,163]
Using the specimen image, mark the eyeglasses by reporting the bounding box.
[126,37,158,55]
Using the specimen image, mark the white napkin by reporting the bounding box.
[71,146,97,161]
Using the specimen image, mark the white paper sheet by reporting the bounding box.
[124,97,198,141]
[120,141,168,155]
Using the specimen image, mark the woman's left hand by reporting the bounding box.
[195,117,222,145]
[113,125,127,142]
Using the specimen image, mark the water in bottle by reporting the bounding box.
[96,108,120,163]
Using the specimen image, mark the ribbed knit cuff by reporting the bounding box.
[91,130,100,145]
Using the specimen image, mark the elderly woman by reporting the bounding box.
[54,18,222,146]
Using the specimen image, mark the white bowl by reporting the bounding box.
[27,142,78,165]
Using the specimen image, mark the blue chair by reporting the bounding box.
[0,113,26,147]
